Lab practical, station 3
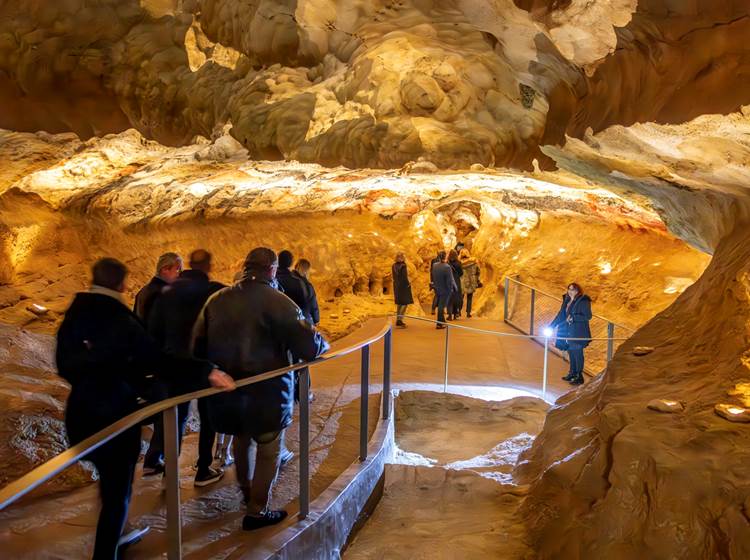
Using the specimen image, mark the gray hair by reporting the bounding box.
[155,252,182,275]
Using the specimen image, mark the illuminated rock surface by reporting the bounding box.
[1,1,750,558]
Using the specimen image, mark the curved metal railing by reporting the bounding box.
[395,313,627,399]
[0,319,394,559]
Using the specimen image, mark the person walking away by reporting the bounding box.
[392,253,413,327]
[275,249,307,308]
[447,250,464,320]
[459,249,481,318]
[432,252,456,329]
[192,247,329,530]
[133,252,183,324]
[429,250,445,315]
[145,249,228,485]
[549,282,592,385]
[292,259,320,327]
[57,258,234,560]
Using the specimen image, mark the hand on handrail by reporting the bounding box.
[208,368,236,391]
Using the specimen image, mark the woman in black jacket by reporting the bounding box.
[392,253,413,327]
[549,282,592,385]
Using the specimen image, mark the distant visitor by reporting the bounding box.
[549,282,592,385]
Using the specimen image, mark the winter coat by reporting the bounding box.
[432,262,457,296]
[551,294,592,348]
[192,275,329,436]
[461,260,481,293]
[133,276,168,325]
[276,267,307,311]
[292,270,321,325]
[392,262,414,305]
[148,269,225,359]
[57,291,214,447]
[449,259,464,293]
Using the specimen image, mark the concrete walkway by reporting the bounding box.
[0,317,576,559]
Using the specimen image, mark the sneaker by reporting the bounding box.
[194,466,225,487]
[570,376,584,385]
[561,373,574,381]
[280,448,294,467]
[118,525,150,548]
[142,463,165,477]
[242,510,288,531]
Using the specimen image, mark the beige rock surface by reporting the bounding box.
[1,1,747,169]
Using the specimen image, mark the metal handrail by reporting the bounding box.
[0,319,394,560]
[505,277,634,332]
[396,314,629,341]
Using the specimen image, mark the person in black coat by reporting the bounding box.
[549,282,592,385]
[292,258,320,326]
[447,249,464,320]
[144,249,227,484]
[392,252,413,328]
[275,250,307,309]
[192,247,329,531]
[57,258,234,560]
[432,252,457,329]
[429,250,445,315]
[133,252,183,324]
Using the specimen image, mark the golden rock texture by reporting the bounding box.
[1,1,748,169]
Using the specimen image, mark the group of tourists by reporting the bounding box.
[57,247,328,559]
[391,245,482,329]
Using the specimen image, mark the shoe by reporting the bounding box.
[142,463,165,477]
[280,448,294,467]
[242,510,288,531]
[569,376,584,385]
[561,373,574,381]
[194,466,225,487]
[466,313,472,318]
[436,324,446,330]
[118,525,150,548]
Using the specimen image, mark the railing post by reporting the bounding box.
[503,277,510,322]
[383,328,392,420]
[298,367,310,519]
[163,405,182,560]
[542,335,549,401]
[443,325,450,392]
[529,288,536,336]
[360,345,370,462]
[606,322,615,363]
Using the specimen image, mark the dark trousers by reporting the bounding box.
[465,292,474,315]
[568,343,585,377]
[450,290,463,316]
[145,398,215,472]
[436,293,451,323]
[90,426,141,560]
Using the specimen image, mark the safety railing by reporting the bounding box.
[396,314,627,401]
[503,277,634,374]
[0,320,393,560]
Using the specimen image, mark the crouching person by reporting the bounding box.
[192,247,329,530]
[56,258,235,560]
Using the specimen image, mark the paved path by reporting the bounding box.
[0,317,577,559]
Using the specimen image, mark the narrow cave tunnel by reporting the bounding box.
[1,1,750,559]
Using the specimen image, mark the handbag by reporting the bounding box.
[554,322,570,351]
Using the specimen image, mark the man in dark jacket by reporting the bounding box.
[431,252,457,329]
[144,249,226,485]
[133,252,183,324]
[57,258,234,560]
[429,250,446,314]
[192,247,329,530]
[275,249,307,309]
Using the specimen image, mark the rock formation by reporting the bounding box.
[1,1,748,169]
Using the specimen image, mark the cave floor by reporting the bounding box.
[0,317,572,559]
